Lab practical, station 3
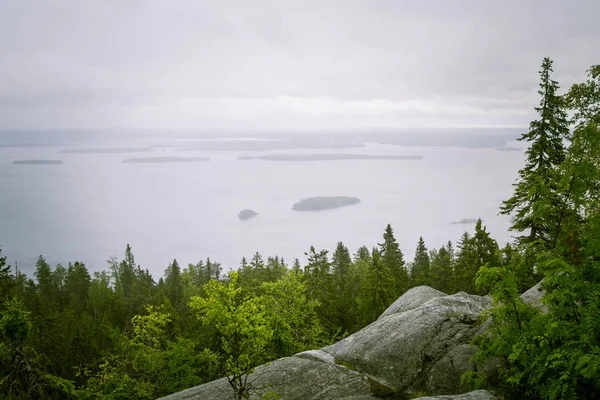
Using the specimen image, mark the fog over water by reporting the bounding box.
[0,129,524,277]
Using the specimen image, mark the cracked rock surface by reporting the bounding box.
[160,287,496,400]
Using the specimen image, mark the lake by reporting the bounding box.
[0,129,525,278]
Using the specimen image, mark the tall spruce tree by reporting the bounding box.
[304,247,335,333]
[164,259,183,309]
[430,243,454,294]
[378,224,409,297]
[331,242,353,331]
[500,57,570,246]
[410,237,431,286]
[358,248,395,325]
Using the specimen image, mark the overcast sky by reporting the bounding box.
[0,0,598,130]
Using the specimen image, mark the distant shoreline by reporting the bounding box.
[122,156,210,163]
[239,154,422,161]
[12,159,64,165]
[60,147,153,154]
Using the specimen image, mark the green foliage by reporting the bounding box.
[467,59,600,400]
[358,248,395,325]
[429,241,455,293]
[501,57,570,246]
[190,272,273,399]
[0,297,81,400]
[259,273,326,358]
[379,224,409,296]
[410,237,431,286]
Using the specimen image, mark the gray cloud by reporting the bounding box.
[0,0,598,129]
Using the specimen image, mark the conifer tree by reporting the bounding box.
[500,57,570,246]
[164,259,183,309]
[358,248,395,325]
[304,247,335,332]
[378,224,409,296]
[331,242,353,331]
[430,243,454,294]
[410,237,431,286]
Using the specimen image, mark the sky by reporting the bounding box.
[0,0,599,130]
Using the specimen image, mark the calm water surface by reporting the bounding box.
[0,132,524,277]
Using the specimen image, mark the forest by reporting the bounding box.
[0,58,598,400]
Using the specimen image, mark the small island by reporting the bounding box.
[238,209,258,220]
[12,159,64,165]
[122,156,210,163]
[292,196,361,211]
[449,218,479,225]
[239,154,422,161]
[494,147,522,152]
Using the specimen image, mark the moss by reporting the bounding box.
[367,377,397,397]
[333,358,357,371]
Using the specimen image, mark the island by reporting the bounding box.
[122,156,210,163]
[292,196,361,211]
[12,160,64,165]
[239,154,422,161]
[449,218,479,225]
[494,147,522,152]
[238,209,258,220]
[59,147,153,154]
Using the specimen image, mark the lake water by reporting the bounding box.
[0,130,525,278]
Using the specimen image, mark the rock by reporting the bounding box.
[520,280,547,312]
[162,288,495,400]
[292,196,360,211]
[323,292,492,396]
[159,356,372,400]
[378,286,446,319]
[238,209,258,220]
[415,389,497,399]
[295,349,335,364]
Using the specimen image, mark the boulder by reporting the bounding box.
[378,286,446,319]
[324,292,491,397]
[159,356,372,400]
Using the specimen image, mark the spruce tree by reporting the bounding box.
[410,237,431,287]
[304,247,335,333]
[430,244,454,294]
[358,248,395,324]
[331,242,353,331]
[500,57,570,246]
[378,224,409,297]
[164,259,183,309]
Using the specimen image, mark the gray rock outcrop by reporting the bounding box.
[161,287,495,400]
[415,390,497,399]
[520,280,546,312]
[378,286,446,319]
